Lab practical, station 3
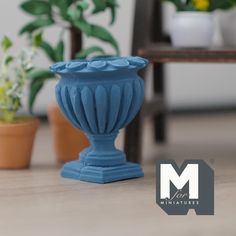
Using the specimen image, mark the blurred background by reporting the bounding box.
[2,0,236,114]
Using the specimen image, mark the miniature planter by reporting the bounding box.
[48,103,89,163]
[0,118,39,169]
[170,12,213,48]
[50,56,148,183]
[0,36,41,169]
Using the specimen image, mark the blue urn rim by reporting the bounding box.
[50,56,148,74]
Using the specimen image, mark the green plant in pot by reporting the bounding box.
[0,35,40,169]
[165,0,236,48]
[19,0,120,163]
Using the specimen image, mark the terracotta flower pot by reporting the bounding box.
[48,103,89,163]
[0,117,39,169]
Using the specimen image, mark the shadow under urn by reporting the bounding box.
[50,56,148,183]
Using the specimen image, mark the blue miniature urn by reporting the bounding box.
[50,56,148,183]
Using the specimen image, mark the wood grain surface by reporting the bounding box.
[139,44,236,63]
[0,113,235,236]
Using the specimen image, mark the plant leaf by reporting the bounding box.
[4,56,14,65]
[77,0,89,10]
[73,17,92,36]
[1,36,13,51]
[51,0,73,20]
[55,40,64,61]
[90,24,119,54]
[75,46,105,59]
[92,0,118,24]
[106,0,118,24]
[67,7,81,22]
[27,69,55,112]
[32,31,43,48]
[209,0,235,11]
[19,18,54,35]
[92,0,106,13]
[40,41,56,62]
[50,0,73,7]
[20,0,52,16]
[108,4,116,24]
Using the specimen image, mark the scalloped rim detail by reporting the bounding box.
[50,56,148,74]
[88,61,107,70]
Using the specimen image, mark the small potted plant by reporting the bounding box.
[165,0,235,48]
[0,35,40,169]
[19,0,119,163]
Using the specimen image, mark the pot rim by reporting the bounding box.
[174,11,213,17]
[0,117,40,128]
[50,56,148,75]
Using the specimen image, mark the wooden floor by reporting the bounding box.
[0,113,236,236]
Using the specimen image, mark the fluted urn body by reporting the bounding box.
[50,56,148,183]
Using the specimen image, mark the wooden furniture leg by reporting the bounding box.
[153,63,166,143]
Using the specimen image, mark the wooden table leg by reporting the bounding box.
[124,111,143,163]
[153,63,166,143]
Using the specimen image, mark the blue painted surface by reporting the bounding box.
[50,56,148,183]
[61,161,144,184]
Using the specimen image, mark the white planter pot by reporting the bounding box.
[219,7,236,47]
[170,12,214,48]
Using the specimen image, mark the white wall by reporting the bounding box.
[1,0,236,114]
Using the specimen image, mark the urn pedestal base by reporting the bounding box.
[61,160,144,183]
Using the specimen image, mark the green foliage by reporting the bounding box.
[76,46,105,59]
[90,24,119,54]
[32,31,43,48]
[39,41,57,62]
[5,56,14,65]
[77,0,89,10]
[209,0,236,11]
[1,36,13,52]
[106,0,118,24]
[19,0,119,54]
[27,69,55,112]
[67,6,82,22]
[50,0,73,20]
[21,1,52,16]
[0,35,41,122]
[92,0,107,13]
[54,40,65,61]
[165,0,236,11]
[19,19,54,35]
[70,16,120,54]
[19,0,120,112]
[92,0,118,24]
